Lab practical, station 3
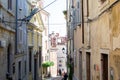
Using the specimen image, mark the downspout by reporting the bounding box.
[81,0,84,44]
[66,0,68,74]
[15,0,18,54]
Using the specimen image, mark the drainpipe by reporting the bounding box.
[81,0,84,44]
[66,0,68,74]
[15,0,18,54]
[15,0,18,80]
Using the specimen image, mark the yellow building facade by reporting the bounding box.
[27,1,44,79]
[27,12,44,80]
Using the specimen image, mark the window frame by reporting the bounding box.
[8,0,12,10]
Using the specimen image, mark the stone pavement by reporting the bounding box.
[42,76,63,80]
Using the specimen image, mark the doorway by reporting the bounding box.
[7,44,12,79]
[79,51,82,80]
[86,52,91,80]
[7,44,11,73]
[29,47,33,72]
[34,58,37,80]
[18,61,21,80]
[101,54,108,80]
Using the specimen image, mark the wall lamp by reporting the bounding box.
[62,47,65,54]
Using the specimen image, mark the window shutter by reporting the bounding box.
[78,1,82,25]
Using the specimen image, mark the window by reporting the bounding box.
[59,64,62,67]
[51,37,56,47]
[24,61,26,74]
[45,28,47,36]
[29,48,32,72]
[8,0,12,10]
[18,61,21,80]
[76,1,82,25]
[39,47,41,67]
[13,63,15,74]
[86,0,89,17]
[18,28,23,43]
[45,41,47,49]
[59,60,62,63]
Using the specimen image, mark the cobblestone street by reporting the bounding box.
[43,76,63,80]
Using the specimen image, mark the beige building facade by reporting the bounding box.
[27,1,44,79]
[67,0,120,80]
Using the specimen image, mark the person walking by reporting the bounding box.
[59,69,62,76]
[63,72,68,80]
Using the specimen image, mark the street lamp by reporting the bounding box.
[62,47,65,54]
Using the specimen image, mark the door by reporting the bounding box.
[86,52,91,80]
[79,51,82,80]
[101,54,108,80]
[29,47,32,72]
[34,58,37,80]
[18,61,21,80]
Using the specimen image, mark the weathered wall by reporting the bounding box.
[109,1,120,80]
[69,0,120,80]
[0,27,15,80]
[74,26,82,80]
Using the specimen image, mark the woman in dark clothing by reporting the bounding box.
[59,69,62,76]
[63,73,68,80]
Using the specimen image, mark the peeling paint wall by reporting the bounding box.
[73,0,120,80]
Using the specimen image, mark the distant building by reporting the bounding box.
[57,38,67,74]
[49,32,67,76]
[41,6,50,78]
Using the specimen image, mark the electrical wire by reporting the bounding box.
[1,0,88,26]
[35,0,57,14]
[1,0,58,24]
[2,20,85,25]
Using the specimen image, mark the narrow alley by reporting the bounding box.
[1,0,120,80]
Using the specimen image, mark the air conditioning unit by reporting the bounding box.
[0,40,6,48]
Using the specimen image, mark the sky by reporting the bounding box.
[44,0,67,36]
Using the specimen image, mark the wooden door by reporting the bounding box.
[86,52,91,80]
[101,54,108,80]
[79,51,82,80]
[34,58,37,80]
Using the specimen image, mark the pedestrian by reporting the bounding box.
[59,69,62,76]
[63,72,68,80]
